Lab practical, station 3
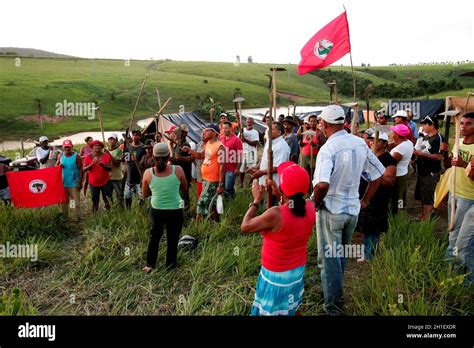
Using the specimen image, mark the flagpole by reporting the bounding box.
[344,4,356,102]
[349,52,356,102]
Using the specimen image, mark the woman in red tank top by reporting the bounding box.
[241,161,315,316]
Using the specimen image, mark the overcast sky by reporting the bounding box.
[2,0,473,66]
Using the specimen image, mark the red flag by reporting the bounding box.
[298,11,351,75]
[6,166,67,208]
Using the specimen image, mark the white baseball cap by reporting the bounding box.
[108,133,118,140]
[369,132,389,142]
[320,105,345,124]
[39,136,48,142]
[219,113,227,117]
[393,110,408,118]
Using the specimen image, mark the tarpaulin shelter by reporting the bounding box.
[141,112,208,144]
[387,99,445,122]
[141,112,269,145]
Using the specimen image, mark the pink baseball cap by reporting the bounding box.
[390,124,411,137]
[62,139,73,148]
[165,125,178,133]
[278,161,310,197]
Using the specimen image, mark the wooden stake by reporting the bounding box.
[128,74,149,131]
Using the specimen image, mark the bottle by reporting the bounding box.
[216,195,224,215]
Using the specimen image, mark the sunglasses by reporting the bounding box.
[422,116,433,124]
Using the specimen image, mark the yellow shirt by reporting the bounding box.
[452,140,474,200]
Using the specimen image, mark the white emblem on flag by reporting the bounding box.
[29,179,47,193]
[314,39,334,59]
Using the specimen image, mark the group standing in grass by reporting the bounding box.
[3,104,473,316]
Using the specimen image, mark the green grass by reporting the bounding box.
[1,57,472,141]
[0,184,471,316]
[351,213,472,315]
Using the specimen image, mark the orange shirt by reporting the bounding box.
[201,140,223,182]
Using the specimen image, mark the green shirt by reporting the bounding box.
[149,166,183,210]
[108,147,123,181]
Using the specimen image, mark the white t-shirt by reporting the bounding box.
[241,128,259,154]
[259,136,290,185]
[36,147,52,168]
[390,140,414,177]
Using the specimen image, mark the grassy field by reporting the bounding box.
[1,182,472,316]
[0,57,473,141]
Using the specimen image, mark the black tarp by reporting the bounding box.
[142,112,208,144]
[388,99,445,123]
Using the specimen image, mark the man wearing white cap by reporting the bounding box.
[392,110,415,143]
[36,136,55,169]
[312,105,385,315]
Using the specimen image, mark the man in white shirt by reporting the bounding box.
[239,117,260,188]
[248,122,290,205]
[36,136,56,169]
[312,105,385,315]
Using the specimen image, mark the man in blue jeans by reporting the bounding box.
[312,105,385,315]
[442,112,474,284]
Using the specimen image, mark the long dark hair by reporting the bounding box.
[288,193,306,217]
[154,155,170,172]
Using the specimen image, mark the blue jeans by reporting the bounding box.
[446,195,474,258]
[446,192,474,283]
[363,234,379,260]
[316,207,358,315]
[224,171,236,199]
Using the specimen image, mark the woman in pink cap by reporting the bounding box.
[241,161,315,316]
[56,139,83,217]
[389,124,414,214]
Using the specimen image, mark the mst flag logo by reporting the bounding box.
[297,11,351,75]
[314,39,334,59]
[29,180,47,194]
[6,166,67,208]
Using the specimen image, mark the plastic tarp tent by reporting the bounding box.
[387,99,445,122]
[141,112,208,144]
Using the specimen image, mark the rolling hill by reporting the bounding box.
[0,55,472,140]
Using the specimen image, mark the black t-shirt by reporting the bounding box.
[359,151,397,211]
[358,151,397,234]
[416,133,443,175]
[174,139,192,184]
[126,143,145,184]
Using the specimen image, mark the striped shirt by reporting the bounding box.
[312,130,385,216]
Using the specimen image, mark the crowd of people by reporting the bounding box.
[0,106,473,316]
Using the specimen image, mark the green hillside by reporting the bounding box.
[0,57,472,140]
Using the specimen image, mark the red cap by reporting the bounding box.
[62,139,73,148]
[90,140,104,148]
[278,161,310,197]
[165,125,178,133]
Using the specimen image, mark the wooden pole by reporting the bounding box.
[266,74,273,210]
[128,74,149,132]
[97,108,106,144]
[156,89,162,110]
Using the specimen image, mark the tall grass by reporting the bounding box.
[0,189,471,315]
[350,213,472,315]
